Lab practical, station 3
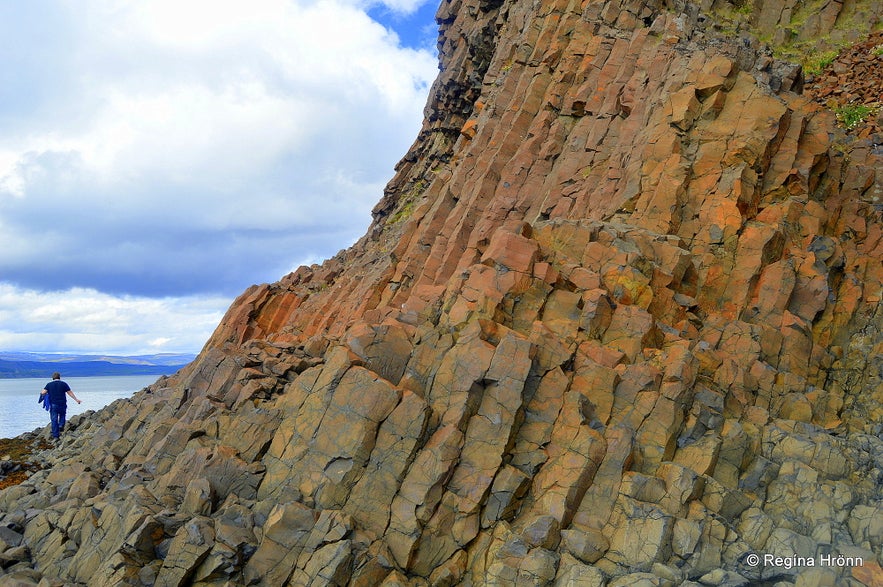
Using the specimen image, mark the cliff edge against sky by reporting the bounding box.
[1,0,882,585]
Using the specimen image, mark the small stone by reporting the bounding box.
[521,516,561,550]
[560,528,609,564]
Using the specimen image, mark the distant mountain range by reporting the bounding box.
[0,352,195,378]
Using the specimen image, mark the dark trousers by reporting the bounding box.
[49,403,67,438]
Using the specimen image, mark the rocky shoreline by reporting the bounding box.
[0,434,51,492]
[1,0,881,585]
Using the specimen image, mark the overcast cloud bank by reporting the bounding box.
[0,0,437,355]
[0,283,228,354]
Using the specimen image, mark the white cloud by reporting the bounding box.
[1,1,435,221]
[0,284,229,354]
[0,0,438,353]
[331,0,434,17]
[377,0,430,14]
[0,1,437,290]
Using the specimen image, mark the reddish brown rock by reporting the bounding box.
[2,0,882,585]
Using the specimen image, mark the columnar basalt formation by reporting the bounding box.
[2,0,882,585]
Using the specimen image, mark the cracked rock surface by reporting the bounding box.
[1,0,881,585]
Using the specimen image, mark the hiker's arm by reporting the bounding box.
[67,390,81,404]
[41,388,47,395]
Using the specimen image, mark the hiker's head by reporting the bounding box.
[52,372,61,380]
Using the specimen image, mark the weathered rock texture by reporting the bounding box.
[805,29,883,139]
[2,0,882,586]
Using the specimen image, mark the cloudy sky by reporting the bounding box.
[0,0,438,355]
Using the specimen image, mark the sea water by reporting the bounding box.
[0,375,162,438]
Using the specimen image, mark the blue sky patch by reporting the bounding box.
[369,1,439,51]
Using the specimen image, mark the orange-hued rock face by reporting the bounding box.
[3,1,882,585]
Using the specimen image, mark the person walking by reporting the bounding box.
[40,372,81,440]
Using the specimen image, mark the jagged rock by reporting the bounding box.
[196,499,258,579]
[427,549,467,586]
[608,572,671,587]
[345,322,413,386]
[853,562,883,587]
[696,568,749,587]
[560,528,609,564]
[292,539,354,586]
[387,424,464,570]
[344,389,430,537]
[521,516,561,551]
[155,516,215,587]
[0,568,41,586]
[243,501,318,585]
[552,555,606,587]
[182,477,214,516]
[0,545,29,569]
[1,0,882,585]
[65,471,100,502]
[0,528,23,551]
[604,497,674,568]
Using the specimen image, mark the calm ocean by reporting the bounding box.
[0,375,162,439]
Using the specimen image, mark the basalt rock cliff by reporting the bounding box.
[2,1,883,585]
